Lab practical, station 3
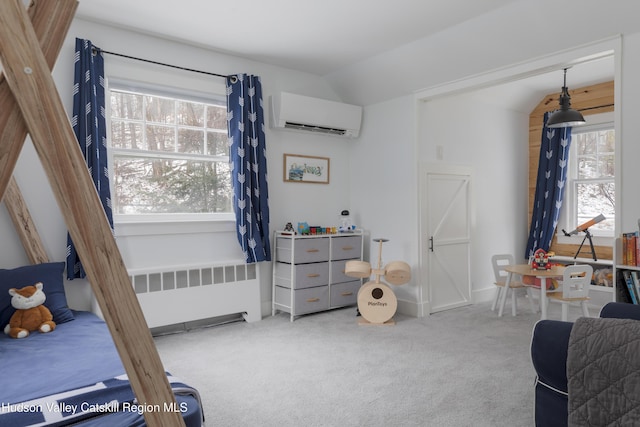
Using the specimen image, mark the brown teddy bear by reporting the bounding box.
[4,282,56,339]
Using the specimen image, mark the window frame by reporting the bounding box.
[557,112,615,244]
[106,78,234,225]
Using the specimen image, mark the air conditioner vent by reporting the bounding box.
[284,122,348,136]
[271,92,362,138]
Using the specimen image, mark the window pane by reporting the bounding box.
[598,154,614,177]
[575,133,595,155]
[145,95,175,124]
[147,125,175,152]
[568,123,615,236]
[576,182,615,232]
[597,130,615,153]
[111,92,143,120]
[111,121,143,149]
[109,86,231,216]
[112,156,232,214]
[207,131,228,156]
[574,129,615,179]
[177,101,204,126]
[206,104,227,129]
[577,156,597,179]
[178,129,204,154]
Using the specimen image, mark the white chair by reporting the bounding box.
[547,264,592,321]
[492,254,537,316]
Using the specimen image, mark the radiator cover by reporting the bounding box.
[123,262,261,328]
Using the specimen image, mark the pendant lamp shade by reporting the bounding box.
[546,68,585,128]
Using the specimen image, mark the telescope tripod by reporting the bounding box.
[574,228,598,261]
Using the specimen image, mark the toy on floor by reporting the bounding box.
[345,238,411,325]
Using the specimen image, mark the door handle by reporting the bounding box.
[429,236,434,252]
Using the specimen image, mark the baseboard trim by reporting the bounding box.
[261,300,272,318]
[473,287,497,304]
[397,298,431,318]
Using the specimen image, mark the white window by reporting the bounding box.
[108,82,232,222]
[561,112,615,239]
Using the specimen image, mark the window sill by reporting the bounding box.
[115,215,236,237]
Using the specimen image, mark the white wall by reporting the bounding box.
[347,90,529,315]
[349,96,418,306]
[0,18,354,314]
[619,32,640,234]
[417,92,529,303]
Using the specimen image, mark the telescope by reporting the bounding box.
[562,214,605,261]
[562,214,606,236]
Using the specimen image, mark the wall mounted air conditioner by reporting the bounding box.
[270,92,362,138]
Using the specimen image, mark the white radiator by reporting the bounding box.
[126,261,261,328]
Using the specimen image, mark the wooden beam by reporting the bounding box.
[0,1,185,425]
[4,177,49,264]
[0,0,72,264]
[0,0,77,201]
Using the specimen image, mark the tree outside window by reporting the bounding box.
[109,88,231,216]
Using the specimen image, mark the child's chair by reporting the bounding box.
[491,254,536,316]
[547,264,592,321]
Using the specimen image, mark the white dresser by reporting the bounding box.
[272,231,364,321]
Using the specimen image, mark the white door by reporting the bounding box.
[419,164,472,313]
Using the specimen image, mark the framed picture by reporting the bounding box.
[283,154,330,184]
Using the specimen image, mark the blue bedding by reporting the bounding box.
[0,311,203,426]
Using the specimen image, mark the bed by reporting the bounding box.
[0,262,204,426]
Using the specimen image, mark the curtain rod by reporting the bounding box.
[578,103,614,112]
[93,47,237,82]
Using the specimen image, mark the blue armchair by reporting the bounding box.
[530,302,640,426]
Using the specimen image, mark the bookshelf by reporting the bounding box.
[614,236,640,304]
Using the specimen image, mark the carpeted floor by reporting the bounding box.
[154,300,587,427]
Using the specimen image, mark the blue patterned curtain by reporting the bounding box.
[525,112,572,258]
[226,74,271,262]
[66,38,114,279]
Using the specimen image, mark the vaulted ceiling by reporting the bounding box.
[76,0,517,75]
[76,0,621,109]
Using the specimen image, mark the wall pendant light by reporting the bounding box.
[546,68,586,128]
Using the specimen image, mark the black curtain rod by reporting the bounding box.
[93,47,237,82]
[578,103,614,112]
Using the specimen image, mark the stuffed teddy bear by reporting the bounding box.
[4,282,56,339]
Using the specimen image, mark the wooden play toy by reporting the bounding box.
[345,238,411,325]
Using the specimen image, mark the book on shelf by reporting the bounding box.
[622,270,639,304]
[632,271,640,302]
[616,272,632,304]
[621,231,640,266]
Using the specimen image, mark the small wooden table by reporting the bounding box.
[499,264,565,320]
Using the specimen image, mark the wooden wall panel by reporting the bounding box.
[528,80,614,259]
